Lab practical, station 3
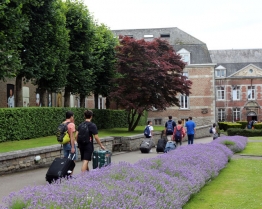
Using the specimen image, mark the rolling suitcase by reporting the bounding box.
[92,150,112,169]
[156,138,167,153]
[46,153,75,183]
[140,139,153,153]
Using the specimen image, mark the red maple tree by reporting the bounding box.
[109,36,192,131]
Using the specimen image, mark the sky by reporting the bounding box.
[83,0,262,50]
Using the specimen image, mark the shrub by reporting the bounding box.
[227,128,262,137]
[0,108,147,142]
[3,143,234,209]
[212,135,247,153]
[236,121,248,129]
[253,123,262,129]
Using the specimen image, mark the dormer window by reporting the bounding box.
[215,65,226,77]
[177,48,190,65]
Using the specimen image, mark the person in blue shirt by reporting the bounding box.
[185,116,196,144]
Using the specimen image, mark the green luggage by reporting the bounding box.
[92,150,112,169]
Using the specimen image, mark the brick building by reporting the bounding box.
[112,27,216,126]
[1,27,261,126]
[209,49,262,122]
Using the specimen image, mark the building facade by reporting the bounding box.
[209,49,262,122]
[112,27,216,126]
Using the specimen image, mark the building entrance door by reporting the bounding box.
[247,111,257,122]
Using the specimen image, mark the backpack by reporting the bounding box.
[164,141,176,153]
[144,126,150,137]
[77,121,90,145]
[166,121,174,134]
[56,122,71,144]
[174,126,182,142]
[209,127,213,134]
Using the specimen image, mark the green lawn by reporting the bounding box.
[183,159,262,209]
[248,136,262,140]
[239,142,262,156]
[0,126,164,153]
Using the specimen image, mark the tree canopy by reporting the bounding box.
[109,37,192,131]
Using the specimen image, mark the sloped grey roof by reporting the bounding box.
[217,62,262,77]
[174,44,212,64]
[209,49,262,63]
[112,27,205,45]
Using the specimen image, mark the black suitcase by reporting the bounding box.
[92,150,112,169]
[156,138,167,153]
[46,154,75,183]
[140,139,153,153]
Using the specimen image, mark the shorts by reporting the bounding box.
[63,143,78,161]
[78,144,94,161]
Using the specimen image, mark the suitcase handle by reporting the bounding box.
[68,153,76,160]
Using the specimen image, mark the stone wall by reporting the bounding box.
[0,126,210,175]
[0,137,114,175]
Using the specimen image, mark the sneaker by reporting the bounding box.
[150,150,153,153]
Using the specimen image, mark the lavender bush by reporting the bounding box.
[212,135,248,153]
[2,137,247,209]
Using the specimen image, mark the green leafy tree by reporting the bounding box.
[63,0,95,107]
[110,37,192,131]
[0,0,27,80]
[33,0,69,106]
[15,0,70,107]
[91,24,118,109]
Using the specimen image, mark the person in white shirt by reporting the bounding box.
[7,89,15,108]
[212,123,218,140]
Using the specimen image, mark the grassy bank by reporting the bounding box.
[183,140,262,209]
[0,126,164,153]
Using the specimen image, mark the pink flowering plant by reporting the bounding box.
[3,136,247,209]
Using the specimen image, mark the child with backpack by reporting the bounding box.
[172,120,185,146]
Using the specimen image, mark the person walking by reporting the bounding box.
[185,116,196,145]
[172,120,186,146]
[144,121,154,152]
[62,111,77,176]
[212,123,218,140]
[76,110,105,172]
[164,116,176,141]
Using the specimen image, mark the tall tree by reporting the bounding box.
[109,37,192,131]
[63,0,95,107]
[16,0,69,107]
[33,0,69,106]
[0,0,27,80]
[91,24,118,109]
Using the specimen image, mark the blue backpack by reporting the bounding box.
[144,126,150,137]
[166,121,174,134]
[164,142,176,153]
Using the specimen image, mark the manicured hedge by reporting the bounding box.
[227,128,262,137]
[0,108,147,142]
[253,123,262,129]
[218,122,242,131]
[235,121,248,129]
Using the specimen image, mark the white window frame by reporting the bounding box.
[177,48,190,65]
[232,86,240,100]
[248,86,255,100]
[233,108,241,121]
[218,108,225,121]
[215,69,226,77]
[98,95,106,109]
[217,87,225,100]
[180,95,189,109]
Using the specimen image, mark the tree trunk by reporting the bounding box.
[15,75,23,107]
[80,94,86,108]
[94,93,98,109]
[106,96,110,109]
[39,89,47,107]
[64,86,71,107]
